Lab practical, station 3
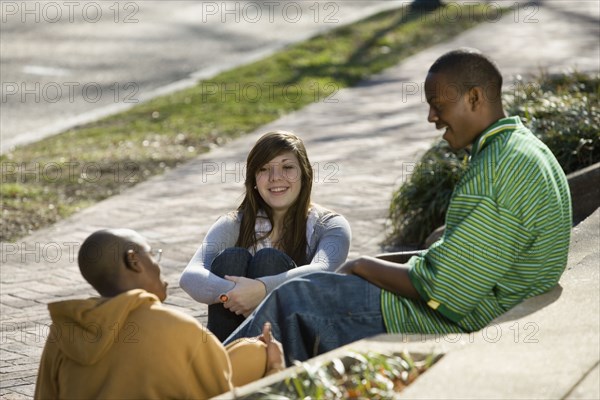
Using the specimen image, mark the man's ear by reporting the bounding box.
[467,86,483,111]
[125,249,143,272]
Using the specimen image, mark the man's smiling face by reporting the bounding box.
[425,72,480,150]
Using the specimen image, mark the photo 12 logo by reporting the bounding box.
[2,161,141,184]
[1,82,139,104]
[200,81,339,104]
[1,1,140,24]
[199,1,340,24]
[199,161,340,184]
[1,321,141,345]
[1,241,79,264]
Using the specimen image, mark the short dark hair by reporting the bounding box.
[429,48,503,102]
[78,229,140,296]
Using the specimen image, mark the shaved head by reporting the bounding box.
[78,229,148,297]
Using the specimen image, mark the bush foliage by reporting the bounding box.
[241,350,441,399]
[387,141,468,247]
[387,72,599,247]
[506,72,599,174]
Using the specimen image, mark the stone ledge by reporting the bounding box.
[567,162,600,225]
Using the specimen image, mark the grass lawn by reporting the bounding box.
[1,3,504,242]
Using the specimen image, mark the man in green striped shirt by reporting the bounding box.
[225,49,572,365]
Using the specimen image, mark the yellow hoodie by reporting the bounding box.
[35,289,267,399]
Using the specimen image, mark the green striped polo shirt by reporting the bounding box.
[382,116,572,333]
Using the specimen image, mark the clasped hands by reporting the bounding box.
[220,275,267,317]
[219,257,367,318]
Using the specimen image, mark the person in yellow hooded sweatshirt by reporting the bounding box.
[34,228,285,400]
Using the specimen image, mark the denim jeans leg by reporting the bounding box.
[247,248,297,279]
[224,272,386,365]
[208,247,252,342]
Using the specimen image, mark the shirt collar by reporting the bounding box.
[471,116,522,156]
[253,206,318,252]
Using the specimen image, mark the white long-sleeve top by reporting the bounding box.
[179,204,351,304]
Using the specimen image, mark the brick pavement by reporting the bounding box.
[1,1,599,398]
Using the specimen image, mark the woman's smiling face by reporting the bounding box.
[255,151,302,215]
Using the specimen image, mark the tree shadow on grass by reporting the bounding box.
[281,6,429,89]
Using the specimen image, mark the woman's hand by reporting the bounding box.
[223,276,267,317]
[259,322,285,375]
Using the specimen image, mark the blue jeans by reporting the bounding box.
[224,272,386,366]
[208,247,297,342]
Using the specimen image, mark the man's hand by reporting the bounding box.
[223,276,267,317]
[336,258,361,275]
[259,322,285,375]
[336,256,421,300]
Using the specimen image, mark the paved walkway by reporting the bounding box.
[1,1,599,398]
[1,1,406,151]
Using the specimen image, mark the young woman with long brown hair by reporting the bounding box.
[180,131,351,341]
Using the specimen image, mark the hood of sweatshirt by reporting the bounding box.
[47,289,159,366]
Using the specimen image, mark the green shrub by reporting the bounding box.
[505,72,599,174]
[240,350,441,399]
[386,72,599,247]
[387,141,468,247]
